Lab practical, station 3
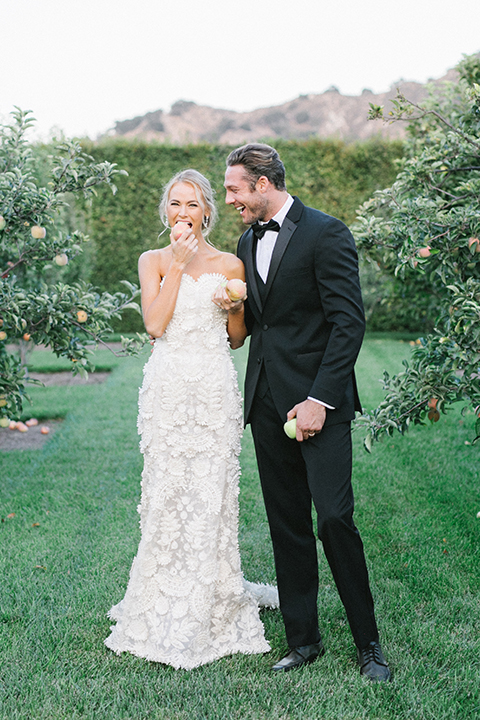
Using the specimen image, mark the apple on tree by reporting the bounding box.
[31,225,46,239]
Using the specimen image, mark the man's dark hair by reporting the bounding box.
[226,143,287,191]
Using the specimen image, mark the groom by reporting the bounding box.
[223,143,390,681]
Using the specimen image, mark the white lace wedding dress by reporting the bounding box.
[105,272,278,669]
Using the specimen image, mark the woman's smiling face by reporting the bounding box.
[167,182,206,237]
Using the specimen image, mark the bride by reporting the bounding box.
[104,169,278,669]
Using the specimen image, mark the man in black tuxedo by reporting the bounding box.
[223,144,390,681]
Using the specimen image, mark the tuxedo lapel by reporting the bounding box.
[263,216,297,301]
[242,228,263,314]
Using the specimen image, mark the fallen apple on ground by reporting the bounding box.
[284,418,297,439]
[226,279,247,301]
[40,426,50,435]
[25,418,38,427]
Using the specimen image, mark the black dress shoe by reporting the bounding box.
[272,641,325,672]
[357,641,391,682]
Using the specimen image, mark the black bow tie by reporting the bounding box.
[251,219,280,240]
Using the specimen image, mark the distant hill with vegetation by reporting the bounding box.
[108,67,458,144]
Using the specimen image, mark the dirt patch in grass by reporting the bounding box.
[28,371,111,387]
[1,371,111,450]
[0,420,64,451]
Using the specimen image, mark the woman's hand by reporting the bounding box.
[212,282,246,314]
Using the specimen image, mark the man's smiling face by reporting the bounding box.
[224,165,268,225]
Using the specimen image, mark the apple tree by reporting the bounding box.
[0,108,144,422]
[353,54,480,449]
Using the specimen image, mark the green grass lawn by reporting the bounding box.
[1,336,479,719]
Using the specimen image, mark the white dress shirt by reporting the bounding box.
[254,195,335,411]
[255,195,294,282]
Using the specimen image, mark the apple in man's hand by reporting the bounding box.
[284,418,297,439]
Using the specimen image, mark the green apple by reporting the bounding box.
[283,418,297,439]
[0,216,6,231]
[0,417,9,428]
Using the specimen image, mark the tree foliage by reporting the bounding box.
[0,109,144,421]
[353,54,480,449]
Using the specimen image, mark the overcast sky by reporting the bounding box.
[2,0,479,140]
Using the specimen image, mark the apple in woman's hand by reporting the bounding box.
[172,222,191,241]
[226,279,247,301]
[283,418,297,439]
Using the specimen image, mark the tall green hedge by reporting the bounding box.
[79,138,403,331]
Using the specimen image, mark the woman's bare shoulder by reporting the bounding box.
[138,247,171,273]
[216,251,245,280]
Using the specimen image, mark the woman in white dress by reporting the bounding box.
[105,170,277,669]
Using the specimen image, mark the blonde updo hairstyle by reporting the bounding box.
[159,169,218,237]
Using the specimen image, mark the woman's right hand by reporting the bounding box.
[170,227,198,269]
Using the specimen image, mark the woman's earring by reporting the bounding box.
[203,215,210,228]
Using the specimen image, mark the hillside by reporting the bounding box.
[109,67,458,144]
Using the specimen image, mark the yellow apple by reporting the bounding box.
[76,310,88,323]
[0,396,7,407]
[0,331,6,341]
[54,253,69,266]
[0,417,9,428]
[0,216,5,231]
[31,225,46,239]
[284,418,297,439]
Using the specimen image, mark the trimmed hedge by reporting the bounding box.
[79,138,403,331]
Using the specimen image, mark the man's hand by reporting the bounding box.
[287,399,326,442]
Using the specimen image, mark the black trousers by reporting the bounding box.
[250,384,379,650]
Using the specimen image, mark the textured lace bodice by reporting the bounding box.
[105,273,278,669]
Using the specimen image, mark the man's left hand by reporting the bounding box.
[287,399,326,442]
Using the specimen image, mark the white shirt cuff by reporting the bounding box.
[308,396,335,410]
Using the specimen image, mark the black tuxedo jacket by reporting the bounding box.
[237,196,365,427]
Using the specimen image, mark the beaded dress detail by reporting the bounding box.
[105,273,278,669]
